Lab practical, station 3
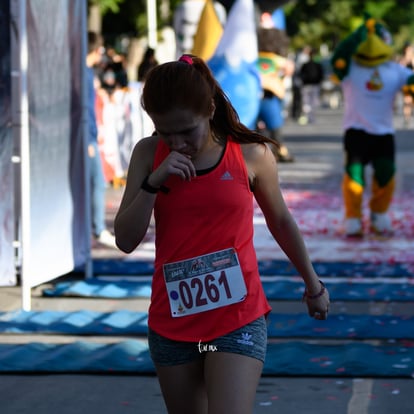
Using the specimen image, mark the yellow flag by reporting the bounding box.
[192,0,223,61]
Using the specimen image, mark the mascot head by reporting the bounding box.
[332,13,394,81]
[353,15,393,67]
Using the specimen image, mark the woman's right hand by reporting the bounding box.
[150,151,196,186]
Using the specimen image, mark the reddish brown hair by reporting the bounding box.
[141,54,276,147]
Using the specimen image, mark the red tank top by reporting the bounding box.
[148,138,271,342]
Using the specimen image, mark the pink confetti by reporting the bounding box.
[252,189,414,263]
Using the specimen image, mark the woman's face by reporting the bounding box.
[150,107,212,159]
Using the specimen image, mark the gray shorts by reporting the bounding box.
[148,316,267,366]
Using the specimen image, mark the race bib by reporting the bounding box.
[163,248,247,317]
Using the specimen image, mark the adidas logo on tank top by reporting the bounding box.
[220,171,233,180]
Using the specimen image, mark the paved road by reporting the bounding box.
[1,107,414,414]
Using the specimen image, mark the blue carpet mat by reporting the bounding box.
[0,340,412,377]
[91,258,414,277]
[1,310,413,339]
[0,310,148,336]
[4,257,413,377]
[42,279,414,302]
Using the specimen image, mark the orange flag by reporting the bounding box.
[192,0,223,61]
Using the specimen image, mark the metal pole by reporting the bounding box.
[81,5,93,279]
[18,0,31,311]
[147,0,157,49]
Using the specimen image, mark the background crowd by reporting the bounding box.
[88,0,414,188]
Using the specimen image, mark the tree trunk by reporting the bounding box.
[88,3,101,34]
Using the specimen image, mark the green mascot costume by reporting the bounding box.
[331,15,414,237]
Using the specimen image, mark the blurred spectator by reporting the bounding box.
[299,48,324,124]
[138,47,159,82]
[291,46,311,120]
[100,63,117,95]
[100,55,129,96]
[86,31,116,248]
[97,59,133,183]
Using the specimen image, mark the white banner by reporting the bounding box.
[0,1,15,286]
[9,0,90,305]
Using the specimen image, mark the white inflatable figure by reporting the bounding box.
[208,0,261,129]
[173,0,226,59]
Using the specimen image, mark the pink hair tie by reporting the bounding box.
[179,55,193,65]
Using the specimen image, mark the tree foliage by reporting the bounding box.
[92,0,414,55]
[93,0,182,39]
[284,0,414,53]
[89,0,125,14]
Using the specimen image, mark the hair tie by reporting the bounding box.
[179,55,193,65]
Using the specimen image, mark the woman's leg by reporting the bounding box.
[155,360,208,414]
[204,352,263,414]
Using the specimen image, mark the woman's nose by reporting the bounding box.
[168,136,186,151]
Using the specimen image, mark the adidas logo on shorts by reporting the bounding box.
[236,332,254,346]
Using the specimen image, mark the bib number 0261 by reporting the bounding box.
[164,248,247,317]
[165,266,247,317]
[179,271,230,309]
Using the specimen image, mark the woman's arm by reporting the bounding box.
[243,143,330,317]
[114,137,158,253]
[114,135,197,253]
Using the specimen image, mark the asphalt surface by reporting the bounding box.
[1,106,414,414]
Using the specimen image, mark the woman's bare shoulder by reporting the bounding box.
[240,142,272,164]
[134,134,159,151]
[128,135,160,173]
[131,135,159,158]
[240,142,276,186]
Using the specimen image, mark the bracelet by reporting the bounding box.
[141,175,159,193]
[302,280,325,302]
[141,175,170,194]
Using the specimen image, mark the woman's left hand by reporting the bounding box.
[304,288,330,320]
